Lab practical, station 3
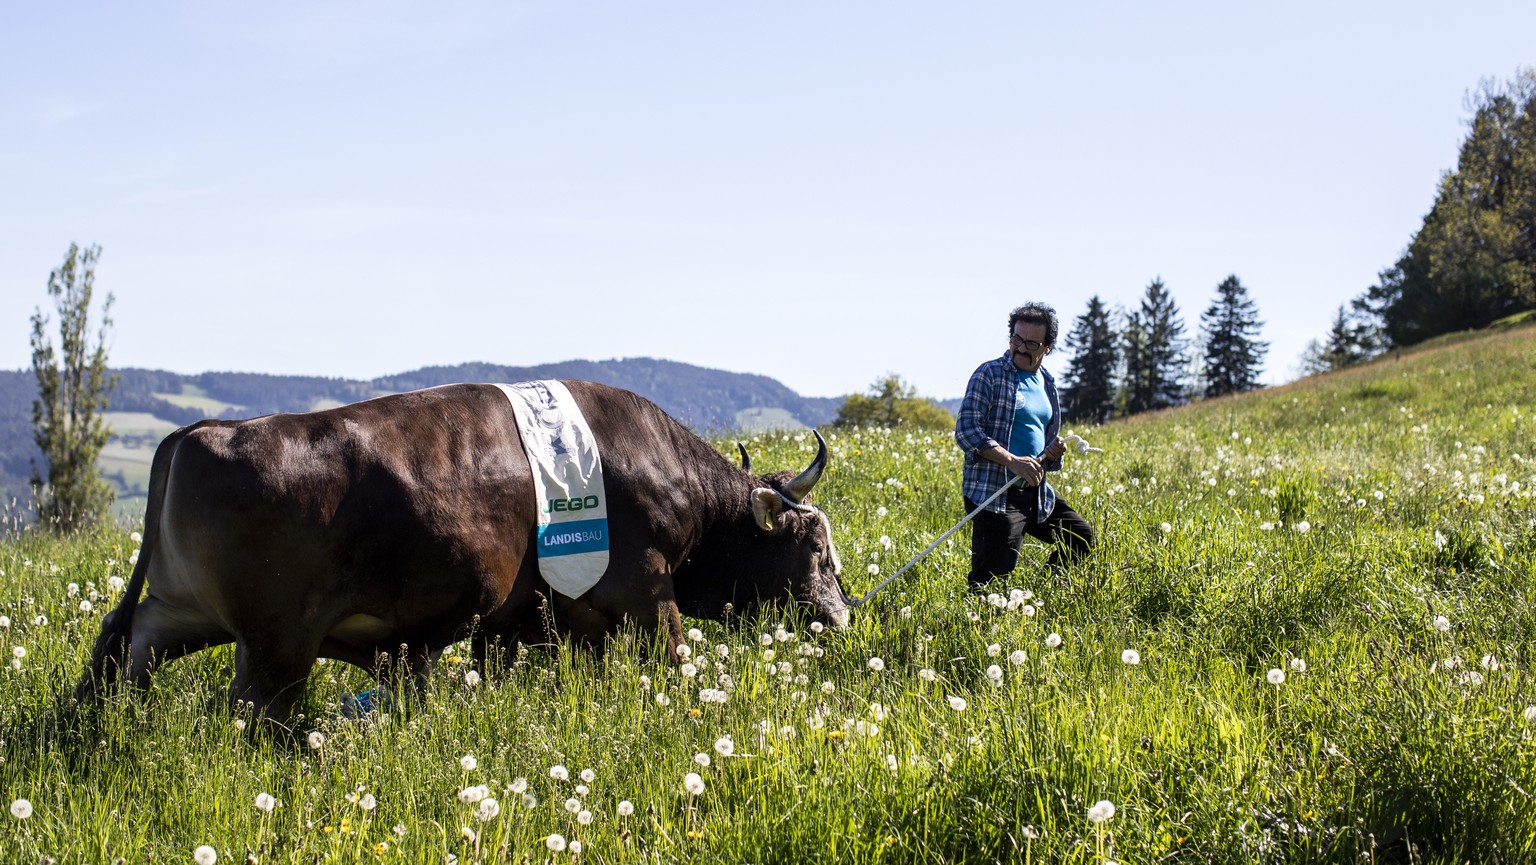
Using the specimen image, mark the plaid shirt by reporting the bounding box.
[954,352,1062,518]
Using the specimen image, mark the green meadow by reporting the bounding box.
[3,324,1534,863]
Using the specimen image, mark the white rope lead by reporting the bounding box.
[842,431,1103,609]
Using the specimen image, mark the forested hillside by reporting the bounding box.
[0,359,845,505]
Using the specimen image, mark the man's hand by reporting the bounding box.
[1010,455,1044,486]
[1041,436,1067,460]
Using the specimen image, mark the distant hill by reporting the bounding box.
[0,358,845,508]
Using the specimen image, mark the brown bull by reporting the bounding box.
[77,381,850,722]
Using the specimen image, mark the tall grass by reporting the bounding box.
[3,325,1535,863]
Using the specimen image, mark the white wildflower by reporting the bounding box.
[1087,799,1116,823]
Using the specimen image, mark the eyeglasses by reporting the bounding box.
[1009,334,1048,351]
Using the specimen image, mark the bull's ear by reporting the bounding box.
[750,487,787,535]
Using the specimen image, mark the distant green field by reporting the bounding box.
[152,384,244,415]
[733,406,805,432]
[101,412,180,437]
[98,413,180,512]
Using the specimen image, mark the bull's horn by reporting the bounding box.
[737,443,752,473]
[781,429,828,503]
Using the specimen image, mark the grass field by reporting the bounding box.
[3,325,1534,863]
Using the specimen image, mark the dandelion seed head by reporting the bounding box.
[463,670,481,688]
[549,764,568,781]
[618,799,635,817]
[577,809,593,825]
[193,845,218,865]
[714,735,735,756]
[459,785,488,804]
[867,657,885,672]
[564,797,582,814]
[579,768,595,783]
[687,627,704,641]
[459,754,478,772]
[684,772,705,795]
[255,792,276,813]
[918,668,936,682]
[10,799,33,819]
[947,695,968,711]
[1121,649,1141,665]
[986,664,1003,681]
[1009,650,1027,665]
[1266,668,1286,685]
[1432,615,1451,632]
[675,643,692,660]
[307,731,325,750]
[1087,799,1116,823]
[546,833,567,852]
[987,643,1002,657]
[1290,658,1307,673]
[810,621,825,634]
[681,662,698,678]
[1045,632,1063,648]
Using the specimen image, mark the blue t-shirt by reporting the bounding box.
[1007,371,1052,459]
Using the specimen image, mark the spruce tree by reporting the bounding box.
[1122,278,1188,414]
[1061,295,1119,424]
[1200,275,1268,398]
[1299,304,1374,375]
[30,243,118,530]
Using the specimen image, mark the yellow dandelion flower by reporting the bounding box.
[687,830,705,840]
[689,708,702,718]
[827,730,845,740]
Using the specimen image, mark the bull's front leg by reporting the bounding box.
[560,549,686,663]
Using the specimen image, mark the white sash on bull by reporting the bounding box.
[496,381,610,598]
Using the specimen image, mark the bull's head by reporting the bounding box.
[747,431,851,629]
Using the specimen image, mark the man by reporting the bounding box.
[955,303,1095,588]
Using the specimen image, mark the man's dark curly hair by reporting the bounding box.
[1008,303,1058,346]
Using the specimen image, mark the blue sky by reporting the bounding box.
[3,2,1533,400]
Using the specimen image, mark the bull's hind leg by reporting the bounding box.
[127,595,235,689]
[231,629,325,726]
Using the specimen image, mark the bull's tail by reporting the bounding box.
[75,424,198,703]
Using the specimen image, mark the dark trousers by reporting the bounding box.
[965,486,1095,586]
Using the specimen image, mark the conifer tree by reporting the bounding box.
[1061,295,1119,424]
[30,243,118,530]
[1122,278,1188,414]
[1199,275,1268,398]
[1299,304,1375,375]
